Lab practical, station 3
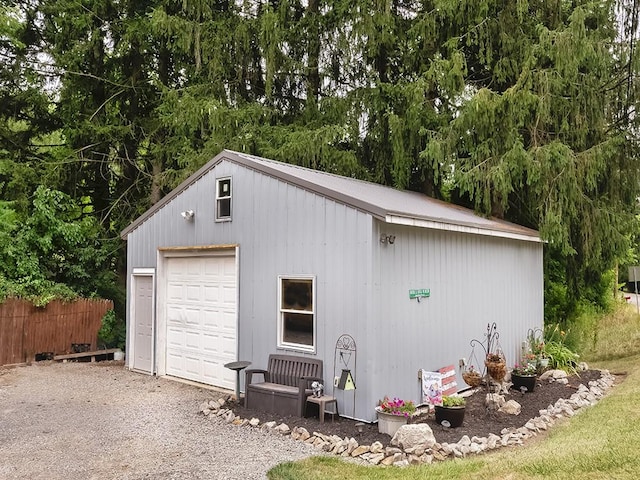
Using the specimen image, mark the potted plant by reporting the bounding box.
[462,365,482,387]
[485,352,506,382]
[511,362,537,392]
[375,396,416,436]
[538,353,550,369]
[434,395,466,428]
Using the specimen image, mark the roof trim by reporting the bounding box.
[385,215,540,243]
[120,154,228,238]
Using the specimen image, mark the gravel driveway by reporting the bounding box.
[0,362,320,479]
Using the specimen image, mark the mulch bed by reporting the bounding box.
[227,370,603,448]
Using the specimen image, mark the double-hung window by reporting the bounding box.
[278,276,315,352]
[216,177,232,221]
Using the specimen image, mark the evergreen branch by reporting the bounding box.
[89,89,126,122]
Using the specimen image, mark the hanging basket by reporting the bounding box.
[485,357,506,382]
[462,370,482,387]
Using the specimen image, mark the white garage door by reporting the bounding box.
[165,254,237,389]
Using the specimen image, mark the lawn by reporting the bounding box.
[268,304,640,480]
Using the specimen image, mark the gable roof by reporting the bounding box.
[121,149,541,242]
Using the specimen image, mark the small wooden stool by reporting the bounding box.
[305,395,339,423]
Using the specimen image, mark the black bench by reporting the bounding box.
[244,354,324,417]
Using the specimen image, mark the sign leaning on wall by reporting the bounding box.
[421,370,443,407]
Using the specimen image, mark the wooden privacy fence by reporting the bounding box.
[0,298,113,366]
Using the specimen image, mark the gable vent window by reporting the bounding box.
[216,177,232,221]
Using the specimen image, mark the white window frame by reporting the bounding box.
[277,275,316,353]
[215,177,232,221]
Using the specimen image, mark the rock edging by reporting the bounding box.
[199,369,615,467]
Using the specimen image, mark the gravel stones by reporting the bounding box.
[0,362,319,480]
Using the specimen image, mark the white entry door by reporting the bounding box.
[132,274,154,373]
[164,255,237,389]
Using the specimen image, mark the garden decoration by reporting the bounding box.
[485,352,507,382]
[462,365,482,388]
[470,322,507,387]
[525,327,546,370]
[333,334,357,417]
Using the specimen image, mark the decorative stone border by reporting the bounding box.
[199,369,615,467]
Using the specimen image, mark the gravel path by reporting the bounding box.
[0,362,320,480]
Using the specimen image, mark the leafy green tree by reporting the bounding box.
[0,3,62,212]
[0,187,118,304]
[424,1,640,315]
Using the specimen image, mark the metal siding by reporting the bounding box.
[371,222,543,419]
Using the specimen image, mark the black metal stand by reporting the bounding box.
[224,360,251,403]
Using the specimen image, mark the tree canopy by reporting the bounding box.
[2,0,640,322]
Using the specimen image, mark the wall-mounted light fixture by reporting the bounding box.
[379,234,396,245]
[181,210,195,221]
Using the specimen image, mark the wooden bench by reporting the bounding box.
[245,354,324,417]
[53,348,120,363]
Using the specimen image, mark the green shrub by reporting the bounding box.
[543,324,580,373]
[98,309,126,350]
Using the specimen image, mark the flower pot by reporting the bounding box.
[538,358,549,368]
[377,411,408,436]
[434,405,465,428]
[511,373,536,392]
[462,371,482,387]
[485,359,506,382]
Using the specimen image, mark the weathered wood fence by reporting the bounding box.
[0,298,113,366]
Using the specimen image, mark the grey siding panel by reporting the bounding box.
[371,221,543,419]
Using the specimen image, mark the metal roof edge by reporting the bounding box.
[120,151,230,239]
[385,215,542,243]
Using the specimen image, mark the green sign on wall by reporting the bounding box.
[409,289,430,299]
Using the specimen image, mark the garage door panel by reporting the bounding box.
[202,312,220,328]
[184,355,201,375]
[185,285,201,301]
[167,284,184,301]
[167,327,185,347]
[204,285,225,303]
[222,256,236,275]
[166,351,184,372]
[221,336,236,356]
[165,255,237,390]
[184,307,200,326]
[185,331,202,349]
[222,285,236,304]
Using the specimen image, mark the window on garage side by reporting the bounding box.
[216,177,232,221]
[278,276,315,352]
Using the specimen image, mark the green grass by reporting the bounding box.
[268,304,640,480]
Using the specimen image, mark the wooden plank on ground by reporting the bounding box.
[53,348,119,361]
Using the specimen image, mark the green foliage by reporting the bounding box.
[582,303,640,362]
[3,0,640,342]
[98,309,126,350]
[441,395,466,407]
[543,324,581,373]
[0,186,119,304]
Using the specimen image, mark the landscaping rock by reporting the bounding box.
[390,423,436,451]
[499,399,522,415]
